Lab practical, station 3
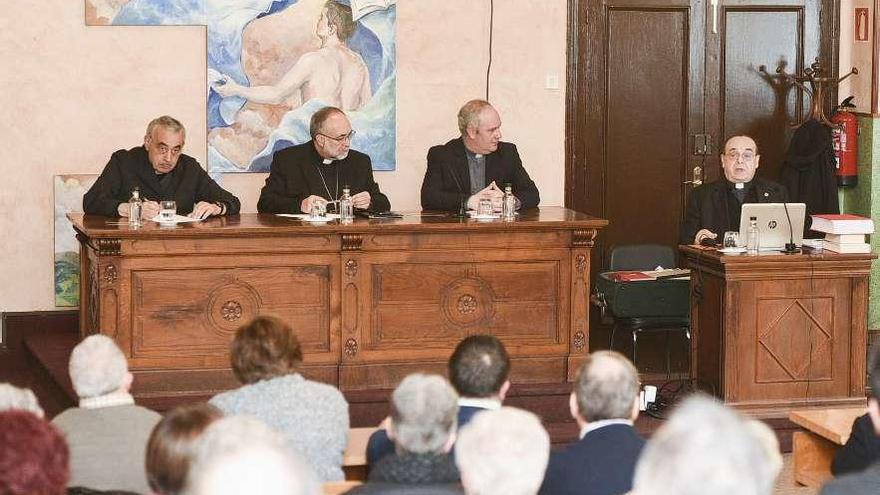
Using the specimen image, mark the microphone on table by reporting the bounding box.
[445,162,468,218]
[782,202,800,254]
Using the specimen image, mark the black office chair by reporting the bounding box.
[594,244,690,373]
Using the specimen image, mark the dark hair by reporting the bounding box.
[448,335,510,397]
[0,410,69,495]
[146,403,223,495]
[309,106,345,138]
[231,315,303,384]
[324,1,357,41]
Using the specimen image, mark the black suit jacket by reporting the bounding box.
[832,414,880,476]
[679,177,789,244]
[83,146,240,217]
[420,138,540,211]
[258,141,390,213]
[539,423,645,495]
[822,462,880,495]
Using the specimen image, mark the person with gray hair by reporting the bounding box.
[84,114,240,219]
[421,99,539,212]
[184,416,318,495]
[0,383,44,417]
[51,334,161,493]
[456,407,550,495]
[632,395,780,495]
[347,373,462,495]
[539,351,645,495]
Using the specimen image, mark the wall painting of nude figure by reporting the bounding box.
[85,0,397,172]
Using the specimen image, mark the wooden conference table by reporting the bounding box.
[70,208,607,396]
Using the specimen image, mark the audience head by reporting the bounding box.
[389,373,459,455]
[0,383,44,417]
[571,351,640,425]
[69,334,132,399]
[458,99,502,155]
[448,334,511,399]
[867,343,880,434]
[144,115,186,175]
[0,410,69,495]
[633,395,780,495]
[720,135,760,184]
[186,415,317,495]
[309,106,352,160]
[455,407,550,495]
[146,403,224,495]
[230,315,303,385]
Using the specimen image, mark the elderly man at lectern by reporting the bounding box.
[680,135,788,245]
[83,115,241,220]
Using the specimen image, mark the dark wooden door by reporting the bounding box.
[566,0,837,358]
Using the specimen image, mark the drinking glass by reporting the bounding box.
[723,231,740,249]
[478,198,494,217]
[159,200,177,223]
[310,200,327,219]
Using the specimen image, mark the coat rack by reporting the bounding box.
[758,58,858,127]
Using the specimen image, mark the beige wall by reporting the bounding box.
[0,0,567,313]
[838,0,874,110]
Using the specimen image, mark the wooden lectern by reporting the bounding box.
[681,246,875,417]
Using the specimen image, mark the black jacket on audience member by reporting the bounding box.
[344,452,462,495]
[83,146,240,217]
[539,423,645,495]
[832,413,880,476]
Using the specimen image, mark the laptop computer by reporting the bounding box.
[738,203,806,250]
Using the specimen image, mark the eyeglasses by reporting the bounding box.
[318,130,356,143]
[724,151,756,162]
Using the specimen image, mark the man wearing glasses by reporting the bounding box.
[680,135,788,245]
[257,106,390,214]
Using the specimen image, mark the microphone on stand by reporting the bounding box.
[445,162,468,218]
[782,202,800,254]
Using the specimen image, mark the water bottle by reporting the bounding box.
[747,216,759,254]
[339,186,354,223]
[502,183,516,220]
[128,188,143,227]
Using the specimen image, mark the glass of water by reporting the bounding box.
[478,198,494,217]
[310,200,327,219]
[723,231,740,249]
[159,200,177,223]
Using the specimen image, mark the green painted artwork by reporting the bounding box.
[54,175,98,307]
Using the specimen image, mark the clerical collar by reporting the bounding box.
[464,148,484,160]
[322,158,333,165]
[726,179,751,190]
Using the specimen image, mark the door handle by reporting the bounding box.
[683,166,703,186]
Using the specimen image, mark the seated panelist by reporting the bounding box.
[83,115,241,220]
[680,135,788,245]
[421,99,540,212]
[257,106,391,214]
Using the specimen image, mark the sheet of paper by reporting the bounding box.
[150,214,204,224]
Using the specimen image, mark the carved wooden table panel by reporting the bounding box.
[71,209,606,394]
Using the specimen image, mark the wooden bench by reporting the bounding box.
[789,407,866,487]
[343,427,379,481]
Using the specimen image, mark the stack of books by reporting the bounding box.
[810,214,875,253]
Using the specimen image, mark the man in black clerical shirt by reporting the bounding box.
[680,135,788,245]
[257,106,390,214]
[83,115,240,219]
[421,99,540,212]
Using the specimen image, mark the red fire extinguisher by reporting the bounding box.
[831,96,858,187]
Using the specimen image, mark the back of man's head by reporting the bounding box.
[448,335,510,398]
[572,351,639,422]
[0,383,44,417]
[455,407,549,495]
[69,335,129,399]
[0,410,69,495]
[632,395,779,495]
[390,373,459,454]
[185,416,317,495]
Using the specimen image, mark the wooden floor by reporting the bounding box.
[0,310,796,450]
